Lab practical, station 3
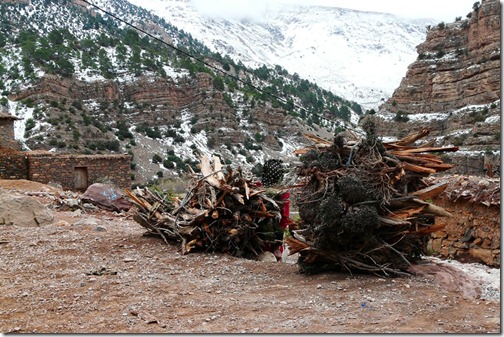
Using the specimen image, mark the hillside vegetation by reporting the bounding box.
[1,0,364,183]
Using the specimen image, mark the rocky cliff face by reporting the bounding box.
[10,72,303,143]
[367,0,500,176]
[381,0,500,114]
[8,72,309,182]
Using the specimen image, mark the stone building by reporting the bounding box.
[0,111,23,151]
[0,112,131,191]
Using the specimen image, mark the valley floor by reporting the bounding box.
[0,181,500,333]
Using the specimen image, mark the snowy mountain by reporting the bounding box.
[126,0,438,110]
[2,0,367,184]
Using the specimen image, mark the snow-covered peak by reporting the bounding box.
[126,0,438,110]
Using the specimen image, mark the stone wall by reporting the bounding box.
[27,153,132,191]
[0,152,28,179]
[0,118,22,150]
[427,175,500,267]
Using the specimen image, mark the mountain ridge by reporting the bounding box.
[127,0,439,109]
[0,0,499,185]
[1,0,362,184]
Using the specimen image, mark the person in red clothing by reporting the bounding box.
[258,159,290,261]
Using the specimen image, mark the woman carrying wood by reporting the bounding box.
[256,159,291,261]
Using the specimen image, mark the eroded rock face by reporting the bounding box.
[381,0,500,114]
[0,190,53,227]
[9,71,299,155]
[367,0,500,176]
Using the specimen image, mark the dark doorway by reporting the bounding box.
[74,167,88,191]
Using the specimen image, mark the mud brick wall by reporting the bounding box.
[27,153,132,191]
[0,153,28,179]
[0,119,22,150]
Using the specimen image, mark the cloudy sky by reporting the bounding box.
[191,0,479,22]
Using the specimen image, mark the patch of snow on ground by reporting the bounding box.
[380,136,397,143]
[484,115,500,124]
[455,150,487,157]
[84,99,100,112]
[115,72,137,83]
[163,65,189,81]
[350,111,360,125]
[279,136,298,157]
[171,109,212,160]
[445,128,472,137]
[407,112,448,122]
[375,110,396,122]
[424,257,500,302]
[451,104,488,116]
[10,101,33,149]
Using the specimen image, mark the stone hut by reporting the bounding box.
[0,110,23,151]
[0,111,131,191]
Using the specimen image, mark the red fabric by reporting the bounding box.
[279,192,290,229]
[273,245,283,260]
[254,182,290,261]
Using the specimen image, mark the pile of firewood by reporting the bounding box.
[126,155,287,259]
[286,121,458,276]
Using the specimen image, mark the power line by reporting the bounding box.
[80,0,345,126]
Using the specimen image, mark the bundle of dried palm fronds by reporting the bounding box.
[286,122,458,276]
[126,155,287,259]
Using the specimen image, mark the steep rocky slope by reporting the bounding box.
[369,0,500,175]
[382,0,500,113]
[1,0,356,184]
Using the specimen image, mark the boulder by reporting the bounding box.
[80,183,132,211]
[0,192,53,227]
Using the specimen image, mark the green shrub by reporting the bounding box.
[106,140,120,151]
[163,160,175,169]
[25,118,36,131]
[213,77,225,91]
[165,129,177,138]
[207,137,215,149]
[21,98,34,108]
[167,154,181,162]
[146,126,162,139]
[152,154,162,164]
[72,129,80,141]
[453,135,466,146]
[394,111,410,122]
[254,132,265,142]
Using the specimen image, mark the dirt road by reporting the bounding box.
[0,203,500,333]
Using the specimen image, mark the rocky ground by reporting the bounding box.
[0,180,500,333]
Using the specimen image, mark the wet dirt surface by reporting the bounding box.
[0,182,500,333]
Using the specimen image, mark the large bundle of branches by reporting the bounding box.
[126,155,286,259]
[286,122,458,276]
